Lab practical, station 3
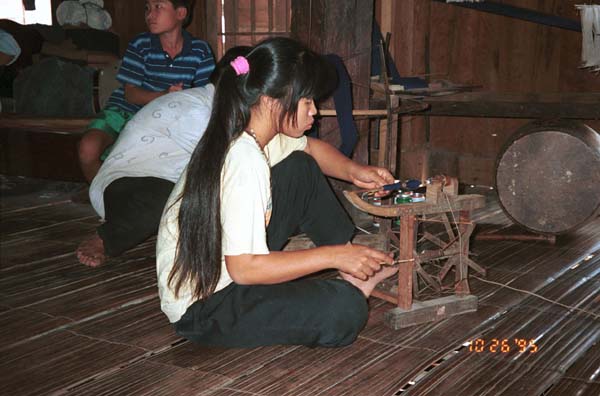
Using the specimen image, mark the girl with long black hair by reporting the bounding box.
[157,37,398,348]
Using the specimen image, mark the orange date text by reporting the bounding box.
[468,338,538,353]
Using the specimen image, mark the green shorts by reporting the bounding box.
[87,107,134,160]
[87,106,134,140]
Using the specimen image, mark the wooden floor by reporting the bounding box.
[1,176,599,396]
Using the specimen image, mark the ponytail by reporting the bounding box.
[168,60,252,300]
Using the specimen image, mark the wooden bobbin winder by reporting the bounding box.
[344,176,487,329]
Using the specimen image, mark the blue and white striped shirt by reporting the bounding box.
[106,31,215,114]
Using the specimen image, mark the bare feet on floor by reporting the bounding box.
[340,264,399,298]
[76,232,106,267]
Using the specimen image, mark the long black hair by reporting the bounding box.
[168,37,336,300]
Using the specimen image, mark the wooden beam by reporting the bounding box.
[319,109,388,117]
[343,190,486,217]
[384,295,478,329]
[319,101,428,117]
[431,0,581,32]
[0,116,91,133]
[420,92,600,119]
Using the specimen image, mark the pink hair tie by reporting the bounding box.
[230,56,250,76]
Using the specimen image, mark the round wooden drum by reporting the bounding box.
[495,120,600,234]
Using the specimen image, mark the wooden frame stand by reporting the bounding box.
[384,294,478,329]
[345,177,486,329]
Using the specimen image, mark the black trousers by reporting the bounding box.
[98,177,174,257]
[175,151,368,348]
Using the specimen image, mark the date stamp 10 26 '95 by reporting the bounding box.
[468,338,539,354]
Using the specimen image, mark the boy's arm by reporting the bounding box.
[124,83,182,106]
[117,34,185,106]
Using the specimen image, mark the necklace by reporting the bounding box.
[244,129,269,163]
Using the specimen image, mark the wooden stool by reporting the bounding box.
[344,177,486,329]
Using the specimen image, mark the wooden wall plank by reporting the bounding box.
[376,0,600,185]
[103,0,147,56]
[291,0,374,165]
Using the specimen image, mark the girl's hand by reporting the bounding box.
[332,242,394,280]
[349,164,395,191]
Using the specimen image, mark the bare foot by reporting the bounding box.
[76,233,106,267]
[339,265,399,298]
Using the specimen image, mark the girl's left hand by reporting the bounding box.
[349,164,395,190]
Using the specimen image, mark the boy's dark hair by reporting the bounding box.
[168,0,194,28]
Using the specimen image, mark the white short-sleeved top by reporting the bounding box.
[156,133,308,323]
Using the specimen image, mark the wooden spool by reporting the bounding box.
[495,120,600,235]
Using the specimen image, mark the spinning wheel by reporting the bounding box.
[344,176,487,328]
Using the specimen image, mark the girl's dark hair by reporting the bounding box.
[168,37,336,300]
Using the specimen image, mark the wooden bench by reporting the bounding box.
[0,116,91,181]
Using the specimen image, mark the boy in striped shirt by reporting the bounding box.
[78,0,215,182]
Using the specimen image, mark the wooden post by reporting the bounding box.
[379,0,393,41]
[377,95,400,174]
[204,0,222,58]
[454,210,471,295]
[397,214,416,310]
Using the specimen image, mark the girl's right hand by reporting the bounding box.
[332,242,394,280]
